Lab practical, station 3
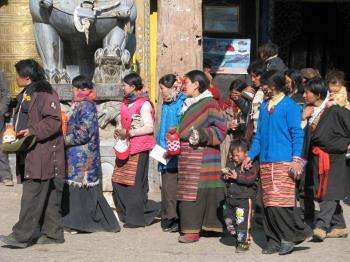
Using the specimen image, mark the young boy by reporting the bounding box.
[222,139,259,253]
[325,69,350,158]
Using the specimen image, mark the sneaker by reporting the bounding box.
[36,235,64,245]
[327,228,348,238]
[312,228,326,242]
[168,221,179,233]
[279,240,295,255]
[178,233,199,243]
[0,233,29,248]
[236,242,250,253]
[161,219,167,229]
[163,219,179,233]
[3,179,14,187]
[161,219,172,232]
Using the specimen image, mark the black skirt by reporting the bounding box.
[62,184,120,233]
[263,206,312,247]
[112,151,160,226]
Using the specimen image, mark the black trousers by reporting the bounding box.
[223,198,253,243]
[178,187,225,234]
[112,152,159,226]
[12,177,64,242]
[315,200,346,230]
[299,185,316,225]
[161,171,178,220]
[263,206,311,247]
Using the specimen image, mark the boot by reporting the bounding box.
[312,228,326,242]
[327,228,348,238]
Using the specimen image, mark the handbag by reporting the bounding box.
[113,138,130,160]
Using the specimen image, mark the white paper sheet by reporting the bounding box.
[150,144,168,165]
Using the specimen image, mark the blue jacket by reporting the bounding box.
[157,94,186,172]
[248,96,304,162]
[65,100,101,186]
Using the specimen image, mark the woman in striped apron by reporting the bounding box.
[243,70,311,255]
[177,70,227,243]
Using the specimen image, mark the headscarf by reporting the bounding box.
[72,88,97,102]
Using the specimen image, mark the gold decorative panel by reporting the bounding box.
[0,0,41,97]
[135,0,150,89]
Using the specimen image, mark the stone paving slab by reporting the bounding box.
[0,184,349,262]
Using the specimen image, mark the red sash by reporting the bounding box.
[312,147,330,200]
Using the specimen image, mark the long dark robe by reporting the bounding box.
[306,106,350,201]
[62,184,120,233]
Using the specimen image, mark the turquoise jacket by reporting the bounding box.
[157,94,186,172]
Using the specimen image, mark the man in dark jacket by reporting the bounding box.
[0,59,65,248]
[303,78,350,241]
[0,69,13,186]
[258,43,288,73]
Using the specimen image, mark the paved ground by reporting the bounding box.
[0,183,350,262]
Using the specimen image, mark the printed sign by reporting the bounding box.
[203,38,251,74]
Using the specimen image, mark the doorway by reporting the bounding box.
[272,1,350,81]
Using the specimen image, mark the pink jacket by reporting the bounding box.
[121,98,156,155]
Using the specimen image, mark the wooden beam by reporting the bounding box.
[157,0,203,80]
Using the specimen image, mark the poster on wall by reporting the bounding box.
[203,38,251,74]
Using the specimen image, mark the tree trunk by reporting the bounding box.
[157,0,203,79]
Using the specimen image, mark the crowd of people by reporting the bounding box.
[0,42,349,256]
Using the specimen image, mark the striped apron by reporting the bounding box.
[260,162,295,207]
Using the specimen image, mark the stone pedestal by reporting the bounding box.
[53,83,124,101]
[99,139,116,209]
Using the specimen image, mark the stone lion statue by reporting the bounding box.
[30,0,137,84]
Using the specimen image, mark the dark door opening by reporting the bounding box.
[272,2,350,81]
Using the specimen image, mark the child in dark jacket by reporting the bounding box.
[222,139,259,253]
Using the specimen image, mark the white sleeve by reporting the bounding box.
[129,101,154,137]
